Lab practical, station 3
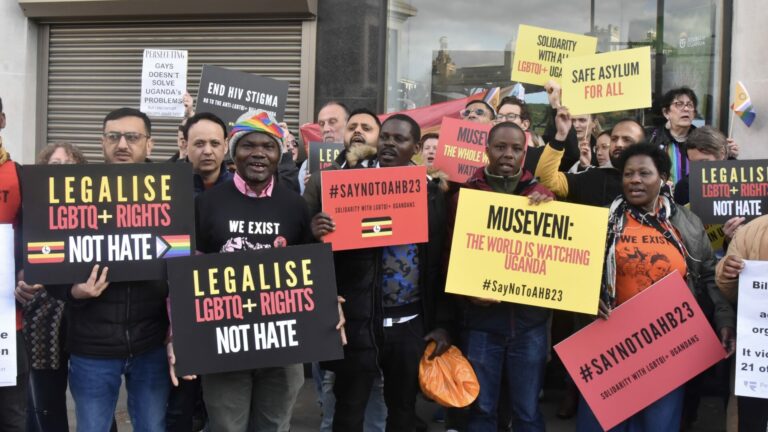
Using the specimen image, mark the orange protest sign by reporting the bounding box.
[321,166,428,251]
[554,271,726,430]
[433,118,491,184]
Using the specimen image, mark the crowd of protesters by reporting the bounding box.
[0,74,765,432]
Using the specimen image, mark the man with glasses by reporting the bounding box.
[461,100,495,124]
[47,108,172,431]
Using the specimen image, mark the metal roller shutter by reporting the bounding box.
[45,21,303,162]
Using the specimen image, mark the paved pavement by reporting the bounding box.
[68,379,729,431]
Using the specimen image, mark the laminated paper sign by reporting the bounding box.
[22,163,195,284]
[512,24,598,86]
[0,225,16,387]
[139,49,188,117]
[321,165,428,251]
[689,159,768,224]
[168,243,344,376]
[562,46,652,115]
[555,271,726,430]
[196,65,289,128]
[735,260,768,399]
[445,188,608,314]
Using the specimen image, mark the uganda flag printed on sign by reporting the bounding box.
[27,241,65,264]
[361,217,393,238]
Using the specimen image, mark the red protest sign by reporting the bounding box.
[554,271,726,430]
[320,165,428,251]
[433,118,491,184]
[433,118,532,183]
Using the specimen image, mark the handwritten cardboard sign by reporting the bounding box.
[562,46,652,115]
[512,24,598,85]
[735,260,768,399]
[445,188,608,314]
[321,165,428,251]
[196,65,289,128]
[139,49,188,117]
[168,243,343,376]
[555,271,726,430]
[689,159,768,224]
[21,163,195,284]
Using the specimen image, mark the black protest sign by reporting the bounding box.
[167,243,343,376]
[689,160,768,224]
[308,142,344,173]
[22,163,195,285]
[196,65,290,128]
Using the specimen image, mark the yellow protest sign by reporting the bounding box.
[561,46,651,115]
[445,189,608,314]
[511,25,597,86]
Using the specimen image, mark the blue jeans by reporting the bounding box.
[576,386,684,431]
[69,346,170,432]
[462,319,547,432]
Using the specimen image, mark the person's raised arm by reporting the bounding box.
[534,107,572,198]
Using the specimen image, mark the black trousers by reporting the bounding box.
[333,315,426,432]
[738,396,768,432]
[166,378,204,432]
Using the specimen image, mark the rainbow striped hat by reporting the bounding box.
[228,109,286,158]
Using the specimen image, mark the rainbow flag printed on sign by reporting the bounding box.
[27,241,65,264]
[156,235,191,258]
[732,81,756,127]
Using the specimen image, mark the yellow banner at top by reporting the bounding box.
[445,189,608,314]
[561,46,652,115]
[511,24,597,86]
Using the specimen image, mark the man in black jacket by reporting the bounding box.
[48,108,171,432]
[312,114,452,432]
[535,109,646,207]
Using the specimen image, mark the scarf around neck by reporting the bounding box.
[603,185,689,304]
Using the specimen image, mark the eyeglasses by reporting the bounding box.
[671,101,695,110]
[460,108,488,118]
[103,132,149,144]
[496,113,521,122]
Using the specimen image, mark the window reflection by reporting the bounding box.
[386,0,723,130]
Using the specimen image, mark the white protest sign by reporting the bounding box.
[0,224,17,387]
[140,49,188,117]
[735,260,768,398]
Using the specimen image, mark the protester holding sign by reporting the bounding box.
[577,144,735,431]
[18,143,117,432]
[185,109,309,431]
[303,106,387,432]
[673,127,745,253]
[447,121,554,432]
[165,111,233,432]
[43,108,172,432]
[313,114,453,432]
[303,108,380,216]
[0,96,28,431]
[715,215,768,432]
